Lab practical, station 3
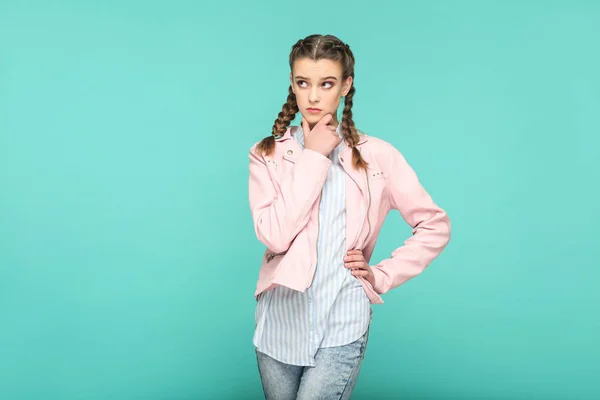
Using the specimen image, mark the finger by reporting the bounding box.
[317,113,333,126]
[351,269,369,277]
[344,255,364,262]
[302,117,310,136]
[345,261,367,269]
[344,260,363,267]
[346,249,363,255]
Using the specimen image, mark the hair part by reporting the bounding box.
[257,34,367,170]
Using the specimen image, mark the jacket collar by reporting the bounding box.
[275,125,368,146]
[274,125,369,197]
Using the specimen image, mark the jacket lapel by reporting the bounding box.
[275,127,302,164]
[339,138,369,251]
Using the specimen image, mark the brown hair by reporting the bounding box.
[256,34,367,169]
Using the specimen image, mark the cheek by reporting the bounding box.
[294,92,309,108]
[324,94,342,112]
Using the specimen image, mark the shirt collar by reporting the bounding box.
[295,123,343,148]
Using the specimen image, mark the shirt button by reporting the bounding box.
[287,150,293,155]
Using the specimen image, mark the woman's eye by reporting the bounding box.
[322,81,334,89]
[296,81,307,87]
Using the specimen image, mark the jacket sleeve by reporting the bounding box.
[248,145,331,253]
[370,143,451,294]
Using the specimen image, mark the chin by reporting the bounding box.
[302,112,328,123]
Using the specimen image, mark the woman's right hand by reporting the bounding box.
[302,114,342,157]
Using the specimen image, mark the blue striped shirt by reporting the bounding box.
[253,124,372,367]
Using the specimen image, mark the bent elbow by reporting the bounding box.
[255,227,292,254]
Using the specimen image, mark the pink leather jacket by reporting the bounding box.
[248,126,451,304]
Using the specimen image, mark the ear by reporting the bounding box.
[289,73,295,94]
[342,76,353,96]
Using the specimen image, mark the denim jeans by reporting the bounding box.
[255,327,370,400]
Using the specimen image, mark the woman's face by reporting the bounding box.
[290,58,352,128]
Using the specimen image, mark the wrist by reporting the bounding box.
[366,266,375,286]
[304,147,330,158]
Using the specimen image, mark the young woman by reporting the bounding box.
[248,34,451,399]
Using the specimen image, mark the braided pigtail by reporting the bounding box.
[256,85,298,156]
[340,85,368,169]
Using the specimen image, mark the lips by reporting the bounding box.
[307,108,322,113]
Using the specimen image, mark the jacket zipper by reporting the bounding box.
[364,168,372,243]
[307,195,321,287]
[266,251,286,263]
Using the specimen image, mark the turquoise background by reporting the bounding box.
[1,1,599,399]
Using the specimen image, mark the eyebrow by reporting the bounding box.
[295,76,338,81]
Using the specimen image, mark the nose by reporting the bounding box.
[309,87,320,103]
